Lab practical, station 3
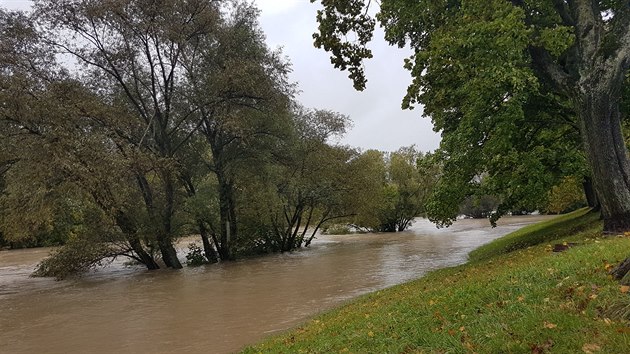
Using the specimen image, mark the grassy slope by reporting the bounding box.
[244,210,630,353]
[469,208,597,262]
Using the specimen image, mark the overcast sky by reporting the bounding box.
[1,0,441,152]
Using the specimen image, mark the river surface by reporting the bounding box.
[0,215,552,353]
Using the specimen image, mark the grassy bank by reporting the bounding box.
[244,210,630,353]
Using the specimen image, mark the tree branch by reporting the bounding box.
[528,46,574,94]
[552,0,576,26]
[607,10,630,87]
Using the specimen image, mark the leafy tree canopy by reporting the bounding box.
[312,0,630,233]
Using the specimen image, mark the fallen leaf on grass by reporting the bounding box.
[530,339,554,354]
[620,285,630,293]
[582,343,601,353]
[616,327,630,334]
[543,321,557,329]
[604,262,614,271]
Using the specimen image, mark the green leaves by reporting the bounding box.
[350,147,438,232]
[537,25,575,57]
[312,0,375,90]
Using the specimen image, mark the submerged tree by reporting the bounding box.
[240,107,357,252]
[26,0,294,271]
[349,147,438,232]
[179,2,294,260]
[0,0,298,277]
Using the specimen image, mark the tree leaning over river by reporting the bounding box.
[311,0,630,277]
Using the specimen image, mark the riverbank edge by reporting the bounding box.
[243,209,630,353]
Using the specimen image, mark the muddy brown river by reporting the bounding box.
[0,215,552,353]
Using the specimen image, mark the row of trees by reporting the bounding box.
[0,0,439,278]
[0,0,349,276]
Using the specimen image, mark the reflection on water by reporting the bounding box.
[0,215,552,353]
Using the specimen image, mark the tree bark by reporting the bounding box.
[159,173,183,269]
[216,168,236,260]
[611,257,630,282]
[582,176,599,210]
[575,78,630,233]
[199,221,219,263]
[128,236,160,270]
[114,211,159,270]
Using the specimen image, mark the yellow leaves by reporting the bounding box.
[543,321,557,329]
[603,261,614,272]
[367,331,374,338]
[428,299,437,306]
[433,311,445,321]
[620,285,630,293]
[463,341,475,351]
[582,343,601,353]
[517,295,525,302]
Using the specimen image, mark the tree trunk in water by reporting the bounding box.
[115,211,159,270]
[576,82,630,234]
[129,236,160,270]
[156,237,180,269]
[158,174,183,269]
[199,221,218,263]
[216,169,236,261]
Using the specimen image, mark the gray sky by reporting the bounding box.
[255,0,440,152]
[1,0,441,152]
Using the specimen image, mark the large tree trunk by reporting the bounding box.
[582,176,600,210]
[216,168,237,261]
[115,211,160,270]
[576,79,630,233]
[136,172,182,269]
[128,236,160,270]
[158,174,183,269]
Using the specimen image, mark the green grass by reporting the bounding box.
[468,208,598,262]
[243,210,630,353]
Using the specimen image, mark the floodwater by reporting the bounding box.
[0,215,552,353]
